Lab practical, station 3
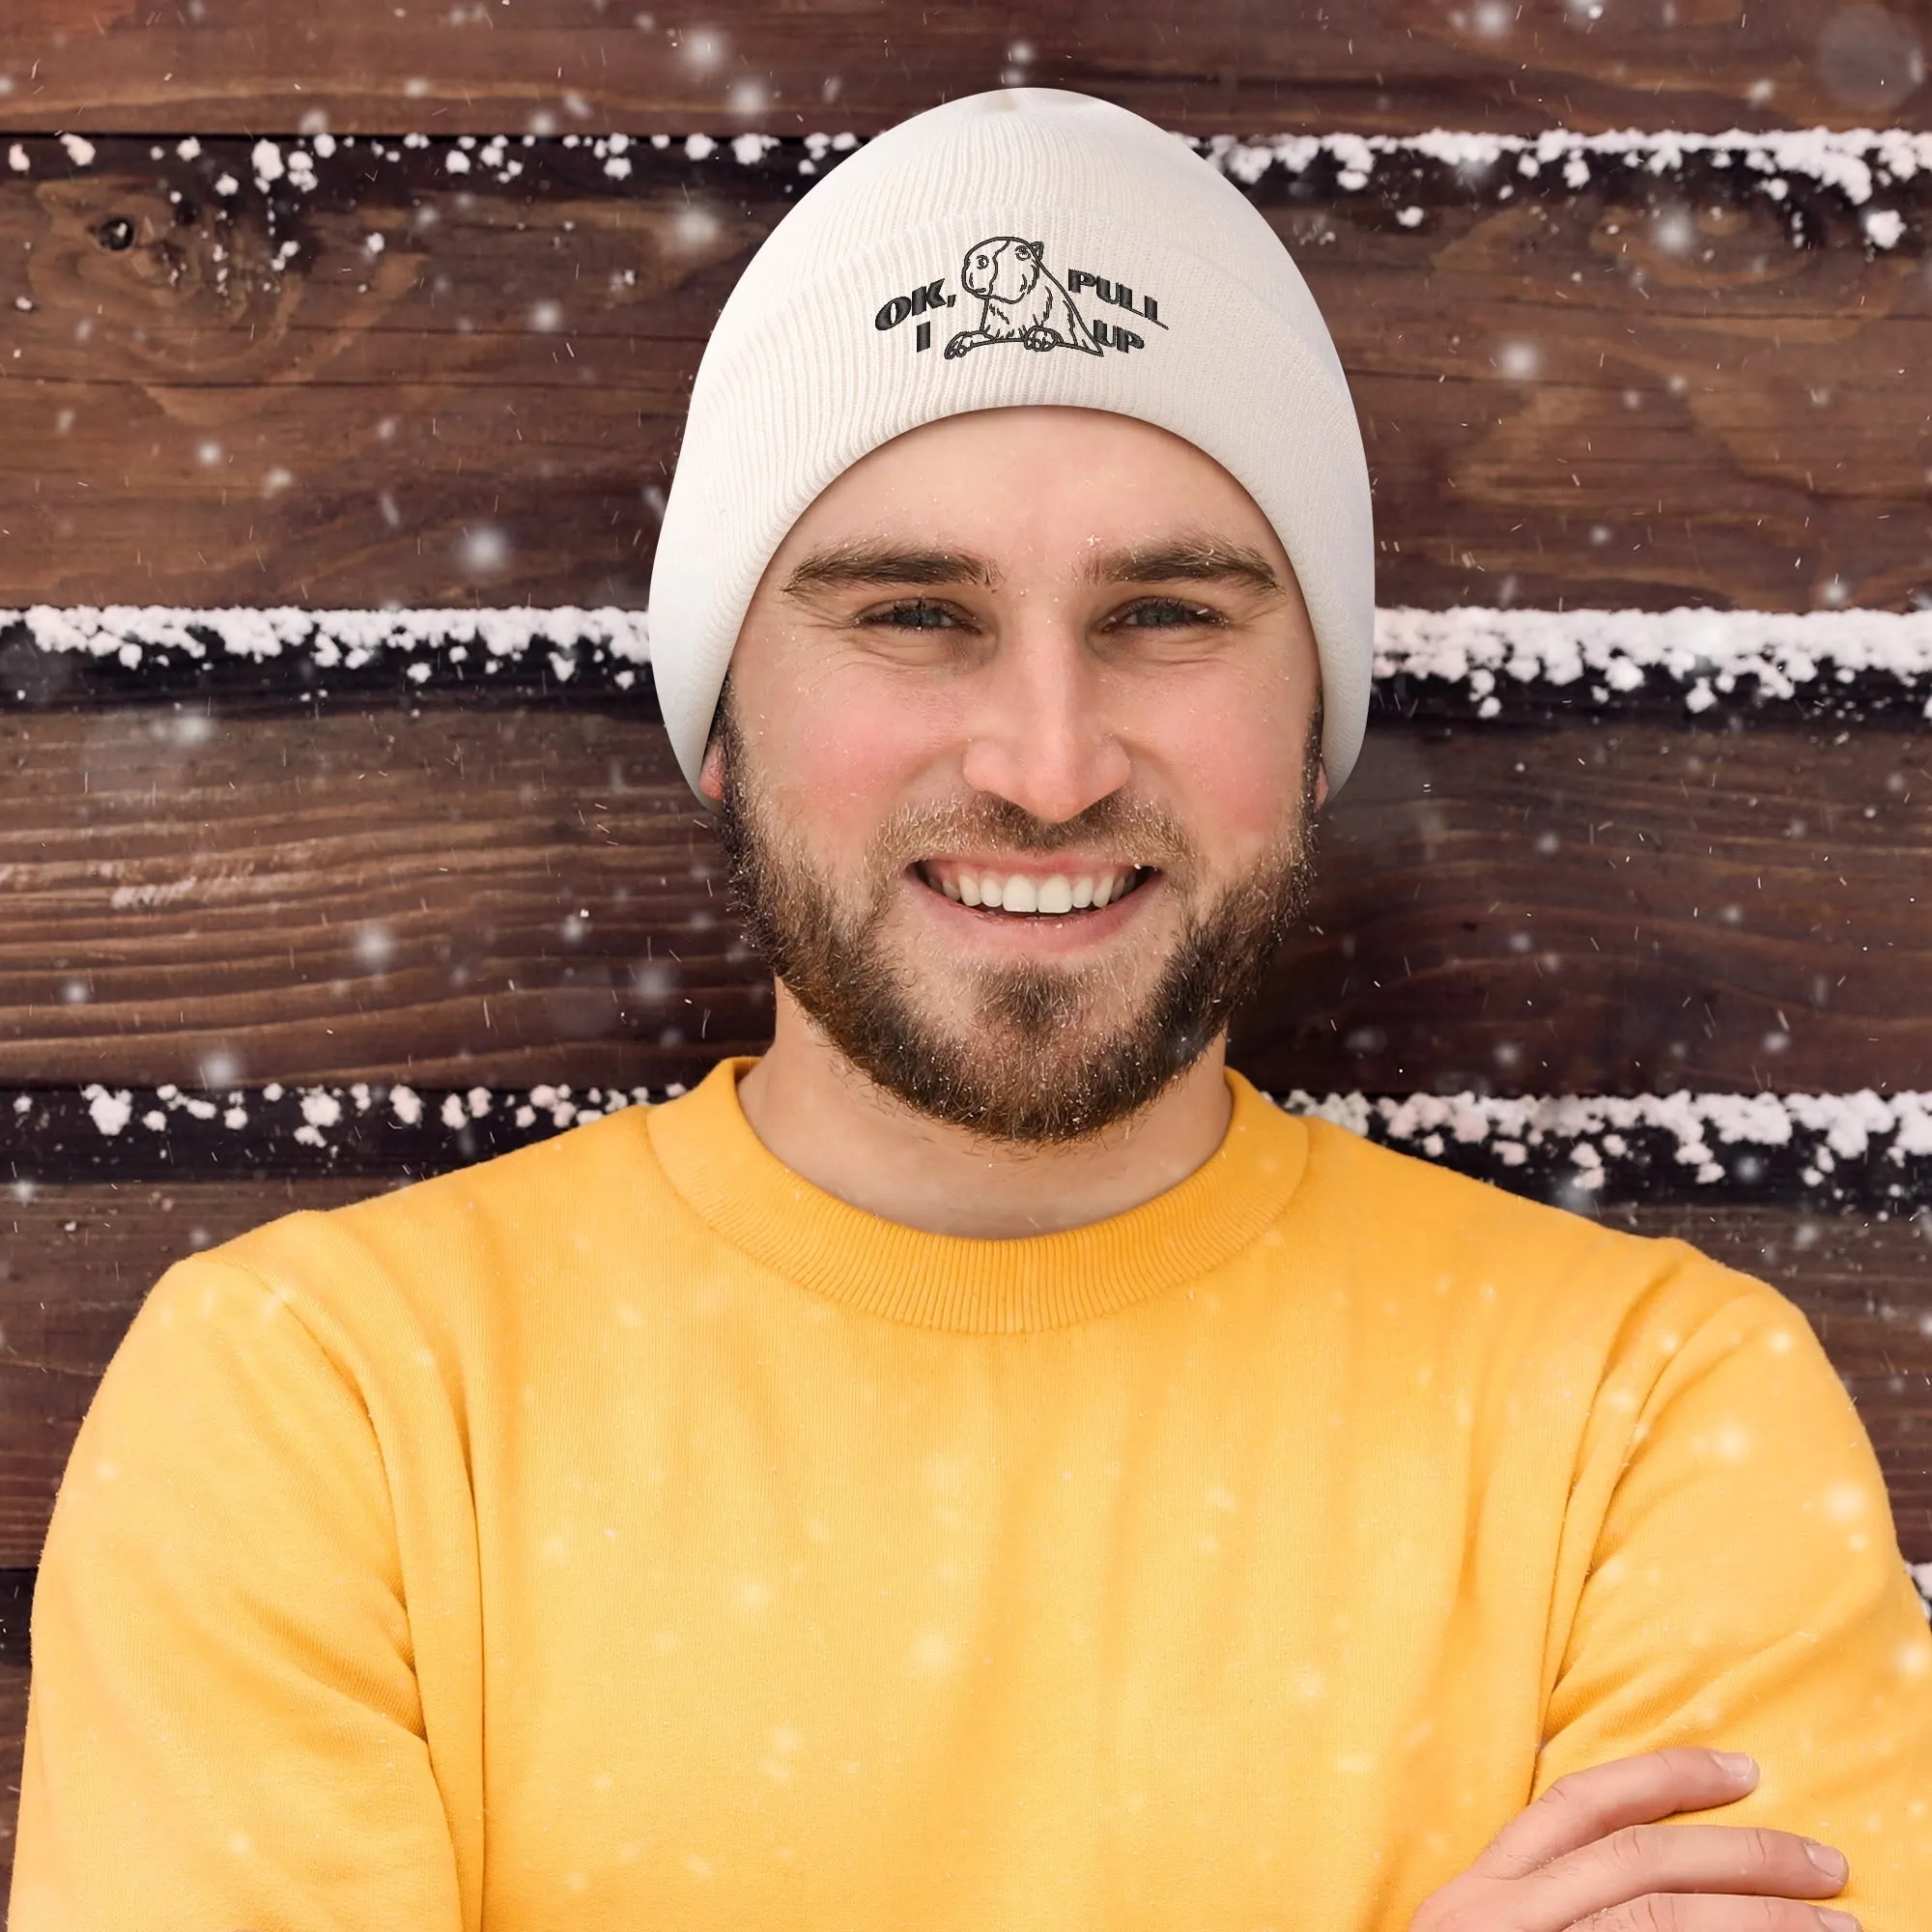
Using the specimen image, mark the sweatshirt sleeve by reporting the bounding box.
[9,1250,466,1932]
[1533,1256,1932,1931]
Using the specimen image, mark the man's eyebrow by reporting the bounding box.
[777,538,1282,597]
[1084,539,1283,594]
[781,545,1001,596]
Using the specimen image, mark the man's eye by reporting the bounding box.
[862,600,960,630]
[1114,598,1221,629]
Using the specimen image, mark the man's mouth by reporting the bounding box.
[913,859,1156,916]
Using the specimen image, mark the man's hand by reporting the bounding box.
[1410,1747,1856,1931]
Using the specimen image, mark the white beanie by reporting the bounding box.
[648,87,1376,795]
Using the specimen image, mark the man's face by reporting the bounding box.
[702,406,1327,1145]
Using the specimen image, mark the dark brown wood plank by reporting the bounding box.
[0,702,753,1090]
[1,138,1927,612]
[1,0,1926,137]
[1243,715,1932,1097]
[2,1184,1926,1568]
[0,1656,24,1904]
[3,704,1925,1095]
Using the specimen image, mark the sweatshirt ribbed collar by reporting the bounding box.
[643,1057,1308,1334]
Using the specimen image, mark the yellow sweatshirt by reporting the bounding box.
[13,1061,1932,1930]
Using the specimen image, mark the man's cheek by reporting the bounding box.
[1214,724,1315,846]
[764,753,896,864]
[782,725,931,828]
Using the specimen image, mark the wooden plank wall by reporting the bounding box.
[4,0,1932,1892]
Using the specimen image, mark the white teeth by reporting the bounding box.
[931,865,1143,912]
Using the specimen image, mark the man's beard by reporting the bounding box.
[713,699,1321,1147]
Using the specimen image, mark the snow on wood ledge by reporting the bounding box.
[7,1081,1930,1209]
[0,606,654,700]
[6,606,1931,720]
[6,128,1928,247]
[1375,607,1932,721]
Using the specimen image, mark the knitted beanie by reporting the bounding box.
[647,87,1376,794]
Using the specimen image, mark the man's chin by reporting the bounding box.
[862,1037,1202,1147]
[872,937,1170,1055]
[792,957,1215,1147]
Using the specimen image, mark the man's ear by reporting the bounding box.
[697,725,727,804]
[1315,760,1330,811]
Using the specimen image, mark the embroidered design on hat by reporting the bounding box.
[944,236,1103,359]
[873,240,1168,355]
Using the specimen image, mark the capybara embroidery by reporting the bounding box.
[944,236,1103,358]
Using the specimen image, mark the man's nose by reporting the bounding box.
[956,621,1132,826]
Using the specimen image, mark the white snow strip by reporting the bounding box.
[56,1080,668,1145]
[18,128,1926,214]
[0,605,651,668]
[1277,1087,1932,1185]
[1195,127,1932,206]
[1376,607,1932,710]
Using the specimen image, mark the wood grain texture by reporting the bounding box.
[0,701,748,1090]
[0,0,1926,137]
[1242,714,1932,1096]
[0,1183,1924,1570]
[0,1657,22,1902]
[2,137,1928,612]
[2,703,1926,1094]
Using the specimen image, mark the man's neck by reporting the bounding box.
[731,985,1236,1239]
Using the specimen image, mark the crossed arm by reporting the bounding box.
[1413,1748,1861,1932]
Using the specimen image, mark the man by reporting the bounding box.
[13,88,1930,1931]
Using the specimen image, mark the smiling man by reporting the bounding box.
[710,409,1327,1200]
[14,88,1932,1932]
